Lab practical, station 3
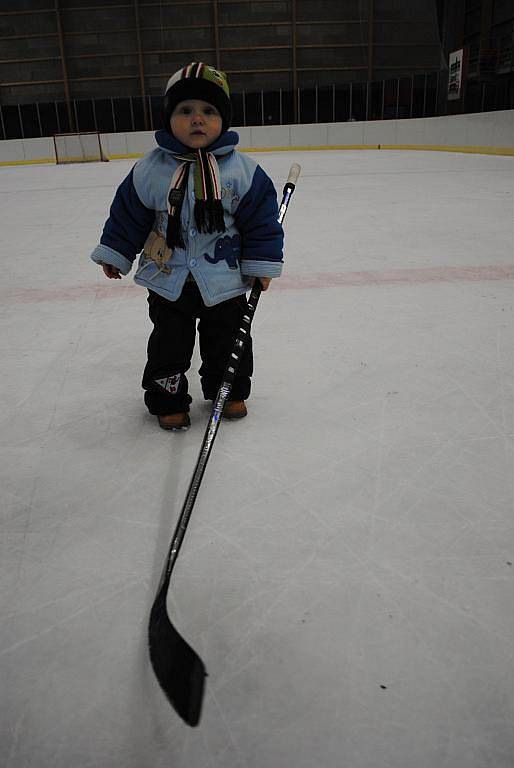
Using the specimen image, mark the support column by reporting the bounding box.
[55,0,74,132]
[478,0,496,79]
[367,0,374,81]
[291,0,298,122]
[212,0,221,69]
[479,0,494,49]
[134,0,149,130]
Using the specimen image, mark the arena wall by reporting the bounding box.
[0,109,512,166]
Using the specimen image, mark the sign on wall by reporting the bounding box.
[448,49,464,100]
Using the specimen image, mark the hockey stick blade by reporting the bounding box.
[148,577,206,727]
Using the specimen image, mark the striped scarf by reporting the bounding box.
[166,148,225,251]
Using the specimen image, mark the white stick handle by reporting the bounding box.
[287,163,301,186]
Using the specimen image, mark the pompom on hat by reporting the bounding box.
[163,62,232,134]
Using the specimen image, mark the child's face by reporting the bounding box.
[170,99,222,149]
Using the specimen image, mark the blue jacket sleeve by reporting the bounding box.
[90,168,155,275]
[233,165,284,278]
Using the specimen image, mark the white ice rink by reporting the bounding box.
[2,147,514,768]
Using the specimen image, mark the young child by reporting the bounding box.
[90,63,283,430]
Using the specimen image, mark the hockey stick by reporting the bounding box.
[148,163,301,727]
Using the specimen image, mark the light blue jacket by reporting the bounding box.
[90,129,284,306]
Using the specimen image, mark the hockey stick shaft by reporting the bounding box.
[149,163,301,727]
[158,163,300,590]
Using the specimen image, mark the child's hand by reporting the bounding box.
[249,277,272,291]
[102,263,122,279]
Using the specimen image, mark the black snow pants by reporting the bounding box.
[142,283,253,415]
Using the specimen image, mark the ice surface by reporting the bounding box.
[1,149,514,767]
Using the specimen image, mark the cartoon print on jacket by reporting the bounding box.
[142,229,172,273]
[204,234,241,270]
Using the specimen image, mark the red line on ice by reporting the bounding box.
[4,264,514,304]
[274,264,514,290]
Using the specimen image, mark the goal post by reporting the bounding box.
[53,132,109,164]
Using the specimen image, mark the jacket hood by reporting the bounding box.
[154,128,239,156]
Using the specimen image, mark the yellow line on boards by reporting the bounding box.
[1,144,513,166]
[379,144,514,156]
[107,153,146,160]
[108,144,514,158]
[240,144,514,156]
[241,145,379,152]
[0,157,55,166]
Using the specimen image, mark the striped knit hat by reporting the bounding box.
[163,62,232,134]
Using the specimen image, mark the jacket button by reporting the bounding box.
[189,227,197,237]
[189,258,197,267]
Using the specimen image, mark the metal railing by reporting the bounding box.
[1,69,513,141]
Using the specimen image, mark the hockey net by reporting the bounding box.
[53,132,109,164]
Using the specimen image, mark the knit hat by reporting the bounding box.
[163,62,232,134]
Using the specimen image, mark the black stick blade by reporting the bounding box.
[148,587,207,727]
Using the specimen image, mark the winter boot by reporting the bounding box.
[223,400,247,419]
[158,413,191,431]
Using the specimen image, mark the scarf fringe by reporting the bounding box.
[166,167,189,250]
[194,198,226,235]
